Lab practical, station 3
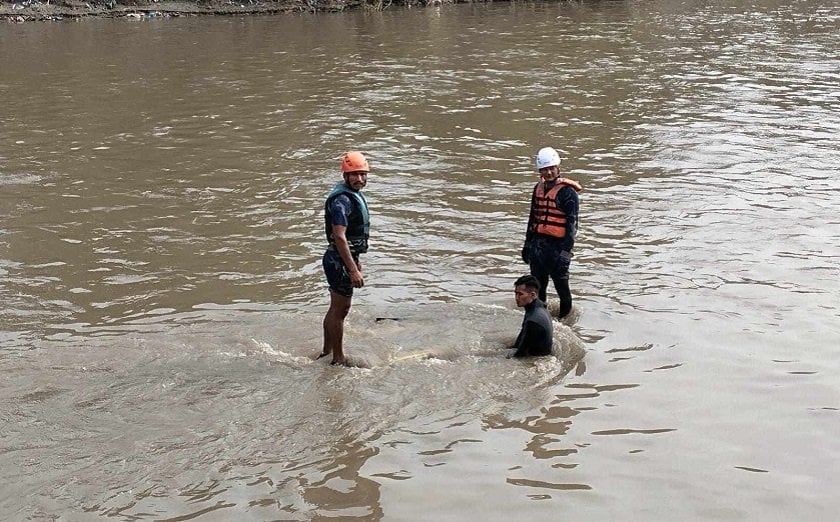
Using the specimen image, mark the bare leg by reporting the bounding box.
[322,290,352,365]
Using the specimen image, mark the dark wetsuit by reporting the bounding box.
[512,298,553,357]
[525,181,579,317]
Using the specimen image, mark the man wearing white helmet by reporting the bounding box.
[521,147,582,319]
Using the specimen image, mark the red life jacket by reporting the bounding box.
[530,178,582,239]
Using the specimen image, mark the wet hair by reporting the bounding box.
[514,274,540,293]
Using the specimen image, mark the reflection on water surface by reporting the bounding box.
[1,0,839,519]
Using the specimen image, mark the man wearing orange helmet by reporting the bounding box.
[320,151,370,366]
[521,147,582,319]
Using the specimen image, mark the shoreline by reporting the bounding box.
[1,0,447,21]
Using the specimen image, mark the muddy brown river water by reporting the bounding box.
[1,0,839,519]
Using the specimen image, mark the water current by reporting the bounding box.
[1,0,839,519]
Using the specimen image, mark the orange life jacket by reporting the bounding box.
[530,178,582,239]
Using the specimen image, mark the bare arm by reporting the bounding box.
[331,223,364,288]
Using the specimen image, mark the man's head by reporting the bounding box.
[514,274,540,308]
[341,151,369,191]
[535,147,561,182]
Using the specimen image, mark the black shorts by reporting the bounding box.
[322,249,358,297]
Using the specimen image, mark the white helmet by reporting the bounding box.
[535,147,561,170]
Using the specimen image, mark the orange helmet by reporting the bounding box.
[340,151,369,173]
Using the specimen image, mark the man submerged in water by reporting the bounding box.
[508,274,554,358]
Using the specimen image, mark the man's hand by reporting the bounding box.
[349,268,364,288]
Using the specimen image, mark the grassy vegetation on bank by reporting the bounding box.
[1,0,461,21]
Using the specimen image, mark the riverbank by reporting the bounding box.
[0,0,445,21]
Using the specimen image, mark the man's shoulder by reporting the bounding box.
[528,303,553,324]
[557,182,579,195]
[327,193,352,216]
[538,306,553,322]
[555,184,579,206]
[329,192,352,204]
[558,179,582,197]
